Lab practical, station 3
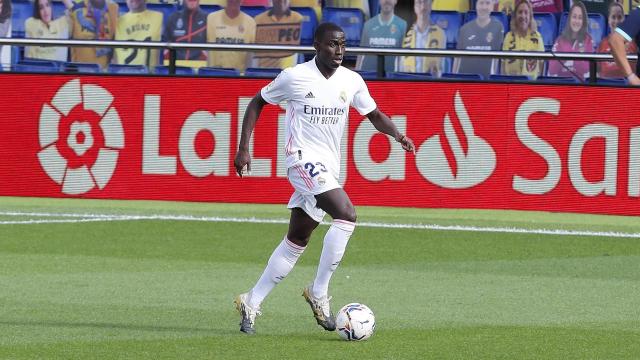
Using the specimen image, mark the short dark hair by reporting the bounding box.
[313,22,344,43]
[32,0,50,20]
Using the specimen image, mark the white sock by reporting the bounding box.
[312,219,355,299]
[248,236,305,309]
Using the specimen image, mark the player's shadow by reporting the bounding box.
[0,319,228,335]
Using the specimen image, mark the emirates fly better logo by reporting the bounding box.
[38,79,124,195]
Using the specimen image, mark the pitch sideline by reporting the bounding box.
[1,211,639,238]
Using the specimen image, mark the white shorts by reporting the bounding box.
[286,158,341,223]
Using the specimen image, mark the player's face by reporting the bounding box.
[475,0,493,19]
[608,5,624,30]
[515,3,530,32]
[126,0,146,13]
[315,30,346,69]
[38,0,52,23]
[569,6,584,34]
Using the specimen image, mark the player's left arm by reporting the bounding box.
[366,109,415,153]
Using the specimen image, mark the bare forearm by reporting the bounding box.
[238,95,265,150]
[367,108,415,153]
[368,109,403,140]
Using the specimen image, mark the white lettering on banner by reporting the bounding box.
[238,97,271,177]
[629,127,640,197]
[144,95,232,177]
[143,95,177,175]
[353,116,406,181]
[513,97,561,195]
[416,91,496,189]
[179,111,231,177]
[568,124,618,197]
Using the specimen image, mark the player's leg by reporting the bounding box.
[248,208,319,307]
[312,188,356,297]
[236,206,319,334]
[303,188,356,331]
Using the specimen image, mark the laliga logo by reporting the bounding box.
[416,91,496,189]
[37,79,124,195]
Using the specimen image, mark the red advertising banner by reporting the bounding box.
[0,73,639,216]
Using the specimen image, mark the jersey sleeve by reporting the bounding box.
[617,8,640,42]
[351,74,377,115]
[260,69,292,105]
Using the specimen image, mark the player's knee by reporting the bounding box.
[287,235,310,247]
[337,206,357,223]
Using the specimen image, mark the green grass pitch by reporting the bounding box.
[1,196,640,359]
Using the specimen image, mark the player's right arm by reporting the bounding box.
[234,92,267,177]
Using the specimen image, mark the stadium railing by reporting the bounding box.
[0,38,636,85]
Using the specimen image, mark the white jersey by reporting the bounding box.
[261,58,377,178]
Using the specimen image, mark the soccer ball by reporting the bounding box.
[335,303,375,341]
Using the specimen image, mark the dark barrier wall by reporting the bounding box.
[1,73,639,216]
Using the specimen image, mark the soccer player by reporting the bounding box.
[233,22,415,335]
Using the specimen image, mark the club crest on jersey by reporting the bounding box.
[339,91,347,103]
[317,176,326,186]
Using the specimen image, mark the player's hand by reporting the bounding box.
[396,134,415,154]
[234,149,252,177]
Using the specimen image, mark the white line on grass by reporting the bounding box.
[2,211,639,238]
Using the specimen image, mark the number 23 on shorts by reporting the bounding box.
[304,161,327,178]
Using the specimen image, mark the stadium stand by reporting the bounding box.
[534,12,558,51]
[292,7,319,46]
[198,66,241,76]
[386,71,432,80]
[62,61,102,73]
[536,75,580,83]
[433,0,470,12]
[154,65,195,75]
[200,4,223,15]
[355,69,378,79]
[464,10,509,33]
[559,12,607,47]
[595,77,626,85]
[430,10,464,49]
[441,72,483,80]
[108,63,148,74]
[11,0,31,38]
[322,7,365,47]
[241,6,268,18]
[244,67,281,77]
[489,74,531,81]
[13,59,60,72]
[147,2,180,25]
